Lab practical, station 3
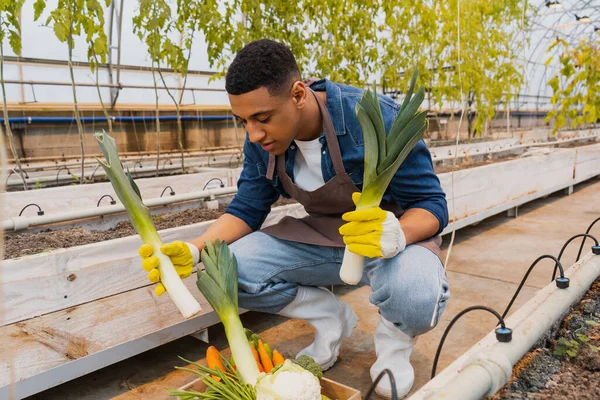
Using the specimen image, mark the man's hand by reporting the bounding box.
[138,241,200,296]
[339,192,406,259]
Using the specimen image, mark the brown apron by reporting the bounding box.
[260,86,442,260]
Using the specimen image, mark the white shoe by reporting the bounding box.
[370,316,417,399]
[277,286,358,370]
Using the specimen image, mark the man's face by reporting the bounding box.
[229,83,305,155]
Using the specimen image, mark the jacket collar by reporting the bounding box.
[308,79,346,136]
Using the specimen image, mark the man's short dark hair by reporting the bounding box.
[225,39,301,96]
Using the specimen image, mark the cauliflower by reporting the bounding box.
[256,360,322,400]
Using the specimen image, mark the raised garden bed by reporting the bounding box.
[491,278,600,400]
[3,198,297,259]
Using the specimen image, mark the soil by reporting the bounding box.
[3,197,297,260]
[490,279,600,400]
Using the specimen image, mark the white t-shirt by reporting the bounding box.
[293,138,326,191]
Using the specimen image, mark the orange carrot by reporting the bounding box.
[258,339,274,373]
[206,346,225,381]
[251,344,264,372]
[272,350,285,366]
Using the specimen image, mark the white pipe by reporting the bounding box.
[2,186,238,231]
[10,148,242,172]
[409,252,600,400]
[430,134,600,162]
[6,155,240,187]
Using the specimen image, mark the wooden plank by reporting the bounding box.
[0,272,223,398]
[441,150,576,221]
[574,143,600,183]
[0,204,307,327]
[177,377,361,400]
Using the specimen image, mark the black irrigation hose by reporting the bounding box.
[576,217,600,263]
[96,194,116,207]
[161,186,175,197]
[364,369,398,400]
[502,255,568,321]
[552,234,600,281]
[422,220,600,394]
[202,177,225,191]
[431,306,511,379]
[18,203,44,216]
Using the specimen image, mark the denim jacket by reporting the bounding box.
[225,79,448,235]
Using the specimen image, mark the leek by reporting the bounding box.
[94,130,202,318]
[196,239,261,385]
[339,69,428,284]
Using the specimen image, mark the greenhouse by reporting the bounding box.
[2,0,600,399]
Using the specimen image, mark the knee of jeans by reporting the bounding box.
[379,268,449,337]
[227,232,269,294]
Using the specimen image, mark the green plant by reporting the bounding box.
[545,38,600,133]
[34,0,110,184]
[132,0,172,177]
[0,0,28,190]
[195,239,260,385]
[554,320,600,357]
[94,130,202,318]
[339,71,428,284]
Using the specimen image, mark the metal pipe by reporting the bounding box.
[409,252,600,400]
[1,114,233,125]
[2,55,217,77]
[2,186,238,232]
[2,79,225,92]
[6,156,239,188]
[7,146,241,164]
[12,149,241,172]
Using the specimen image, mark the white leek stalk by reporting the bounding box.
[339,70,428,284]
[94,130,202,318]
[196,240,261,385]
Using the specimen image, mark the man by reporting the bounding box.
[139,39,450,399]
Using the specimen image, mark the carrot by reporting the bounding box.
[251,343,264,372]
[258,339,274,373]
[272,350,285,366]
[206,346,225,381]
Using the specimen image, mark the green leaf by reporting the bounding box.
[558,337,571,346]
[386,87,426,156]
[360,83,386,168]
[355,103,379,187]
[576,333,590,343]
[585,320,600,327]
[8,30,21,54]
[126,168,142,200]
[381,110,428,171]
[53,22,69,42]
[360,124,426,207]
[34,0,47,21]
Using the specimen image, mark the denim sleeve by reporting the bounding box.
[387,139,449,235]
[225,139,280,231]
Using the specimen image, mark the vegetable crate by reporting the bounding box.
[177,376,361,400]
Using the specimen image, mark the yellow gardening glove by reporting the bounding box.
[339,192,406,259]
[138,241,200,296]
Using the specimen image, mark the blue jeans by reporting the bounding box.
[229,232,450,337]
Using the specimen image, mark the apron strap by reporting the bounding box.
[266,153,276,180]
[309,88,346,175]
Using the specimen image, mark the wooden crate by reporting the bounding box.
[177,376,361,400]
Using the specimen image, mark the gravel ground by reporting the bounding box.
[491,279,600,399]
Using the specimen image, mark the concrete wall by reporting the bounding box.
[4,112,244,160]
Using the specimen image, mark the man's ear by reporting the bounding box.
[291,81,308,109]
